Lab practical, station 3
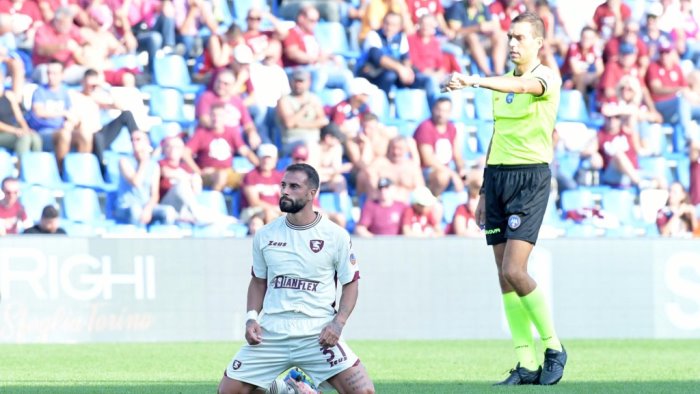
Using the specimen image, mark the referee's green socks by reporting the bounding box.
[502,292,539,371]
[520,287,563,352]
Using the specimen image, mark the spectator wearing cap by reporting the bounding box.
[185,102,259,192]
[0,176,31,235]
[328,77,373,140]
[32,6,87,85]
[318,124,352,194]
[232,44,290,146]
[414,97,467,197]
[276,68,328,162]
[591,0,632,41]
[647,41,700,142]
[354,177,407,237]
[603,21,649,74]
[195,69,262,150]
[356,135,423,203]
[562,26,605,96]
[401,186,442,237]
[599,42,658,114]
[282,4,353,95]
[240,143,284,224]
[23,205,66,234]
[356,12,433,100]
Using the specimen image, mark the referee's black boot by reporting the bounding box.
[539,345,567,385]
[493,363,541,385]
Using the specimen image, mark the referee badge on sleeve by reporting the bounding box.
[508,215,521,230]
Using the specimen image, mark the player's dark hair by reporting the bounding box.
[286,163,320,190]
[512,11,545,39]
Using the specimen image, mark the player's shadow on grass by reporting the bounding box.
[375,381,700,393]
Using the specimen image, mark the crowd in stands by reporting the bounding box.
[0,0,699,239]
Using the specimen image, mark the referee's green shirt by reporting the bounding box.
[487,64,561,165]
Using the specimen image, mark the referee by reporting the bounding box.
[445,12,566,386]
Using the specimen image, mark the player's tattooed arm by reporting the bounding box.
[320,280,358,347]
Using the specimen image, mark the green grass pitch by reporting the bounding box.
[2,340,699,393]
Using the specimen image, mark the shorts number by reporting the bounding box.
[320,343,348,366]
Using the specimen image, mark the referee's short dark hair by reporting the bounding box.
[512,11,545,39]
[286,163,320,191]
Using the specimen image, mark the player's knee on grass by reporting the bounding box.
[327,362,375,394]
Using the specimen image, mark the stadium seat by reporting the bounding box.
[557,89,590,123]
[228,189,242,218]
[638,156,671,185]
[367,86,390,122]
[196,190,229,215]
[560,189,595,212]
[319,88,347,107]
[472,88,493,121]
[436,89,467,121]
[103,151,128,186]
[19,186,58,223]
[600,188,636,224]
[153,55,205,96]
[148,223,188,237]
[276,156,292,171]
[440,191,467,225]
[62,153,116,192]
[149,122,183,148]
[556,150,582,181]
[314,22,360,60]
[61,220,97,237]
[62,188,113,226]
[475,120,493,154]
[19,152,69,190]
[233,156,255,174]
[106,127,134,154]
[0,149,14,179]
[318,191,355,232]
[674,155,690,190]
[148,87,196,129]
[393,89,430,122]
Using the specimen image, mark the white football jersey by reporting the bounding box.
[252,213,360,318]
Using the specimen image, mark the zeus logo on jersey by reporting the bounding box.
[272,275,320,292]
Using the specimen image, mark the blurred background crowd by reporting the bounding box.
[0,0,699,239]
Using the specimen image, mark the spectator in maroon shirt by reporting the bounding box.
[598,42,657,112]
[0,176,30,235]
[354,177,407,237]
[184,103,259,192]
[242,7,286,64]
[401,185,443,237]
[447,177,482,237]
[240,143,284,225]
[31,6,87,85]
[603,20,650,74]
[561,26,604,96]
[656,181,697,237]
[488,0,527,33]
[647,42,699,141]
[414,97,467,197]
[591,0,631,41]
[195,69,261,150]
[407,14,447,103]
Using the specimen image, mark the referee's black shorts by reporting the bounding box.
[484,164,551,246]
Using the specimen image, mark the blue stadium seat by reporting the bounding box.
[557,89,590,123]
[440,191,467,225]
[0,149,14,179]
[106,127,134,154]
[318,191,355,232]
[276,156,292,171]
[109,54,142,71]
[556,151,582,181]
[638,156,671,185]
[314,22,360,60]
[19,186,57,223]
[103,151,128,186]
[61,220,97,237]
[196,190,229,215]
[600,188,636,224]
[472,88,493,121]
[62,153,116,192]
[62,187,114,227]
[394,89,430,122]
[153,55,205,96]
[560,189,595,212]
[319,88,347,107]
[674,155,690,190]
[19,152,69,190]
[436,89,467,121]
[367,86,390,122]
[475,120,494,153]
[149,122,183,148]
[229,189,242,218]
[148,87,196,129]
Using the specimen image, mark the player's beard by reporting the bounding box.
[279,196,305,214]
